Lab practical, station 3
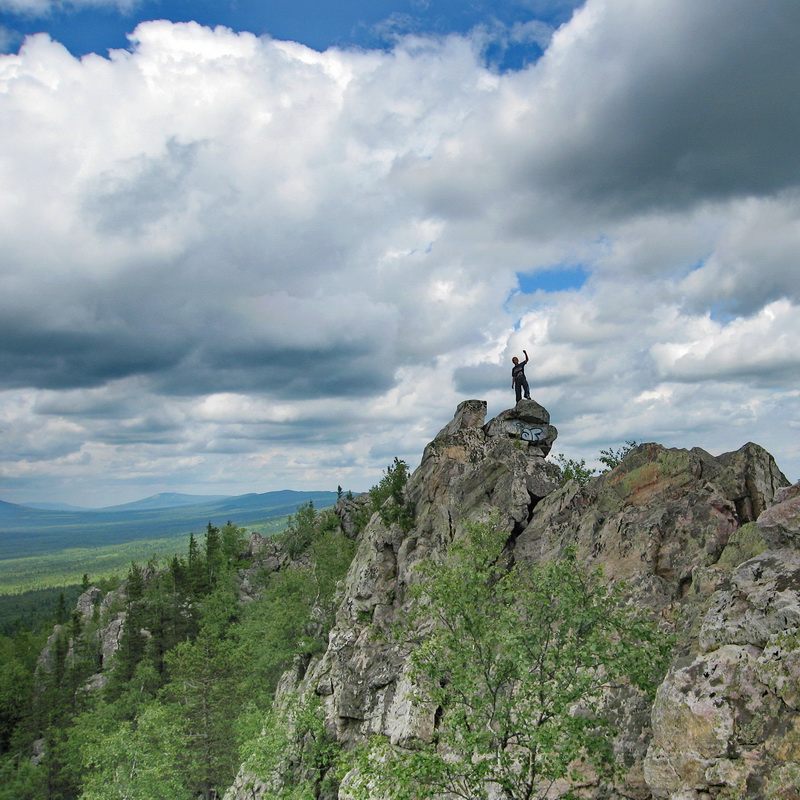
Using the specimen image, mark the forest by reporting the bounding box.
[0,495,358,800]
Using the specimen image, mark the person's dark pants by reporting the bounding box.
[515,377,530,403]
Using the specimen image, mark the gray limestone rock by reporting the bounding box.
[434,397,488,438]
[510,441,787,798]
[715,442,789,523]
[483,398,557,457]
[333,492,372,538]
[515,443,755,593]
[698,551,800,652]
[75,586,102,624]
[36,625,64,674]
[756,483,800,548]
[645,644,782,799]
[774,481,800,506]
[225,402,796,800]
[645,481,800,799]
[31,738,46,767]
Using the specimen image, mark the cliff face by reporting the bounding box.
[310,400,560,750]
[226,400,797,800]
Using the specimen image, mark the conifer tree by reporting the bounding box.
[161,627,244,799]
[54,593,68,625]
[186,532,207,597]
[204,523,222,589]
[220,521,246,566]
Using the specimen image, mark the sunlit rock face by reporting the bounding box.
[224,402,797,800]
[645,484,800,800]
[512,441,789,799]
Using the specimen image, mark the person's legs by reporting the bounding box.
[521,377,531,399]
[515,382,522,403]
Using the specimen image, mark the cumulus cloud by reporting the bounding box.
[2,0,800,504]
[401,0,800,227]
[651,299,800,384]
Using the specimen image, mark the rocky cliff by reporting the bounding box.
[225,398,796,799]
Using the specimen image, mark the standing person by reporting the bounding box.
[511,350,531,403]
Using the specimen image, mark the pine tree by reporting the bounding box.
[220,521,246,566]
[54,593,68,625]
[161,628,245,799]
[204,523,222,590]
[187,533,206,597]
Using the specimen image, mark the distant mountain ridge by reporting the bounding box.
[98,493,233,512]
[22,502,91,512]
[0,489,343,560]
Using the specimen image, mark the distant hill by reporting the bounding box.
[22,502,91,512]
[101,493,233,512]
[0,490,341,560]
[0,499,35,520]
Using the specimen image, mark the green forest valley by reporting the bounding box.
[0,490,339,594]
[0,504,358,799]
[0,465,413,799]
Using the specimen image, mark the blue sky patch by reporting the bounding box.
[708,302,737,325]
[0,0,579,69]
[515,265,589,295]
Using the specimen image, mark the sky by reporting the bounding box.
[1,0,799,508]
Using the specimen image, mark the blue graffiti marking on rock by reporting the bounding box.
[512,422,545,442]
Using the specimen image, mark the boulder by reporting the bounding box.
[757,484,800,548]
[483,398,558,457]
[75,586,102,624]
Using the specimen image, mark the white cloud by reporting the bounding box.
[678,194,800,315]
[2,0,800,504]
[651,299,800,384]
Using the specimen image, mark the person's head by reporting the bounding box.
[512,357,519,365]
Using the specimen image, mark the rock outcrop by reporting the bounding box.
[644,485,800,800]
[36,582,127,685]
[311,399,562,749]
[512,440,790,798]
[225,401,795,800]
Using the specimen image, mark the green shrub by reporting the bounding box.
[350,521,673,800]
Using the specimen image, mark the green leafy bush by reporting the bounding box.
[598,440,639,470]
[553,440,640,487]
[279,502,319,559]
[350,521,672,800]
[552,453,597,486]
